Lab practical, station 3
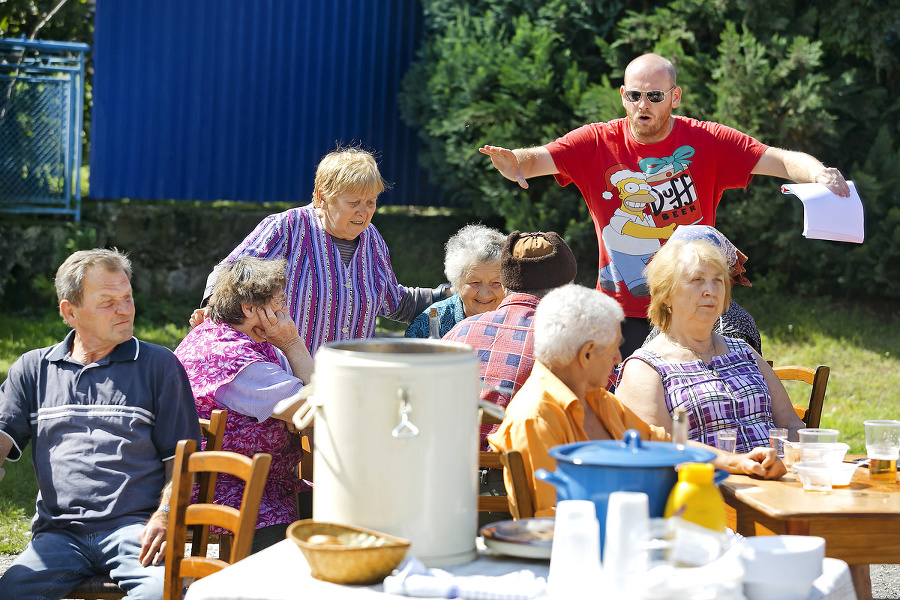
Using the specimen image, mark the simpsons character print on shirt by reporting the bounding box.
[598,145,701,298]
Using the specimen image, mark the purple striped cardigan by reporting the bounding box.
[221,204,406,355]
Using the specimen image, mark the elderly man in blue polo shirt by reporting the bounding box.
[0,249,201,600]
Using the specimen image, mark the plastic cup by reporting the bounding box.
[603,492,650,596]
[864,420,900,483]
[793,461,833,492]
[718,429,737,453]
[782,441,802,472]
[769,428,788,458]
[797,428,839,444]
[549,500,602,599]
[800,442,849,465]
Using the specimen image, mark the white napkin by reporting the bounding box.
[383,556,547,599]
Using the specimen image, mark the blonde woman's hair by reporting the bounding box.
[311,145,389,207]
[645,239,731,332]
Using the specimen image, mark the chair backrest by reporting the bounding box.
[66,412,232,600]
[199,408,227,452]
[478,450,534,520]
[774,365,830,428]
[190,409,228,558]
[163,438,272,600]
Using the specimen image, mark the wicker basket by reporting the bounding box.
[287,520,410,585]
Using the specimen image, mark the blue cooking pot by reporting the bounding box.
[535,429,717,552]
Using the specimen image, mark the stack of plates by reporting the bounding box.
[480,518,554,560]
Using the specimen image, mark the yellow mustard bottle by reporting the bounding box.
[664,462,726,532]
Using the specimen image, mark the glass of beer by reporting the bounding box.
[864,420,900,483]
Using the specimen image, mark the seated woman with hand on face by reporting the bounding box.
[405,224,506,338]
[175,257,313,553]
[615,239,804,454]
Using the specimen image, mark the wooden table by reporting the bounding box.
[721,459,898,600]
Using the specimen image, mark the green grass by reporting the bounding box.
[1,289,897,554]
[737,287,899,455]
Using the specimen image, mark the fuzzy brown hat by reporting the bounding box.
[500,230,577,291]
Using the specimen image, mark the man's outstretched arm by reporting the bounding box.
[479,145,559,189]
[752,147,850,197]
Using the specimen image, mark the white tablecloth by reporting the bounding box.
[183,538,856,600]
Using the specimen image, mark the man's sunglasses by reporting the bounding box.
[623,85,676,104]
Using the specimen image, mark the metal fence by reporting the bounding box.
[0,38,89,221]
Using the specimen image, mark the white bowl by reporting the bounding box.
[741,535,825,600]
[800,442,850,465]
[831,462,861,487]
[793,461,833,492]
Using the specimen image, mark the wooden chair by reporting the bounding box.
[163,438,272,600]
[478,450,534,520]
[191,409,230,560]
[67,411,229,600]
[774,365,830,428]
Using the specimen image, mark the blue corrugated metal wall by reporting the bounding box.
[90,0,438,205]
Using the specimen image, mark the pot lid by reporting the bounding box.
[548,429,716,468]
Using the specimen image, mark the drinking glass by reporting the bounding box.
[718,429,737,453]
[782,441,802,471]
[864,420,900,483]
[797,428,839,444]
[769,428,788,458]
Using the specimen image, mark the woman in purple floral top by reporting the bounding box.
[175,257,314,553]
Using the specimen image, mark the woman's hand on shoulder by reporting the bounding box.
[737,446,787,479]
[189,307,209,328]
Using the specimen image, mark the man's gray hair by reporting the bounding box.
[443,224,506,290]
[533,284,624,368]
[55,248,132,309]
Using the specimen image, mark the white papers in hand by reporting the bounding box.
[781,181,864,243]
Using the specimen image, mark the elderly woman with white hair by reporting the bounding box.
[405,224,507,338]
[489,284,784,517]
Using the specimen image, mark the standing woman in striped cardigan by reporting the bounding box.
[192,146,443,356]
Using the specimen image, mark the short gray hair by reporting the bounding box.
[55,248,132,311]
[533,284,624,368]
[443,224,506,290]
[209,257,288,325]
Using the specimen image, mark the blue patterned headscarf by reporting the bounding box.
[669,225,751,287]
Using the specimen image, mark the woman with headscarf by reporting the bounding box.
[643,225,761,354]
[615,238,802,453]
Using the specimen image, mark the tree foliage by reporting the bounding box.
[400,0,900,300]
[1,0,95,155]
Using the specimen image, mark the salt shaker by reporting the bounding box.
[428,307,440,339]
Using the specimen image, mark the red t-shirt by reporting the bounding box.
[545,116,767,318]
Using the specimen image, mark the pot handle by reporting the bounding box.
[478,399,506,423]
[535,468,572,502]
[391,388,420,439]
[290,382,323,430]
